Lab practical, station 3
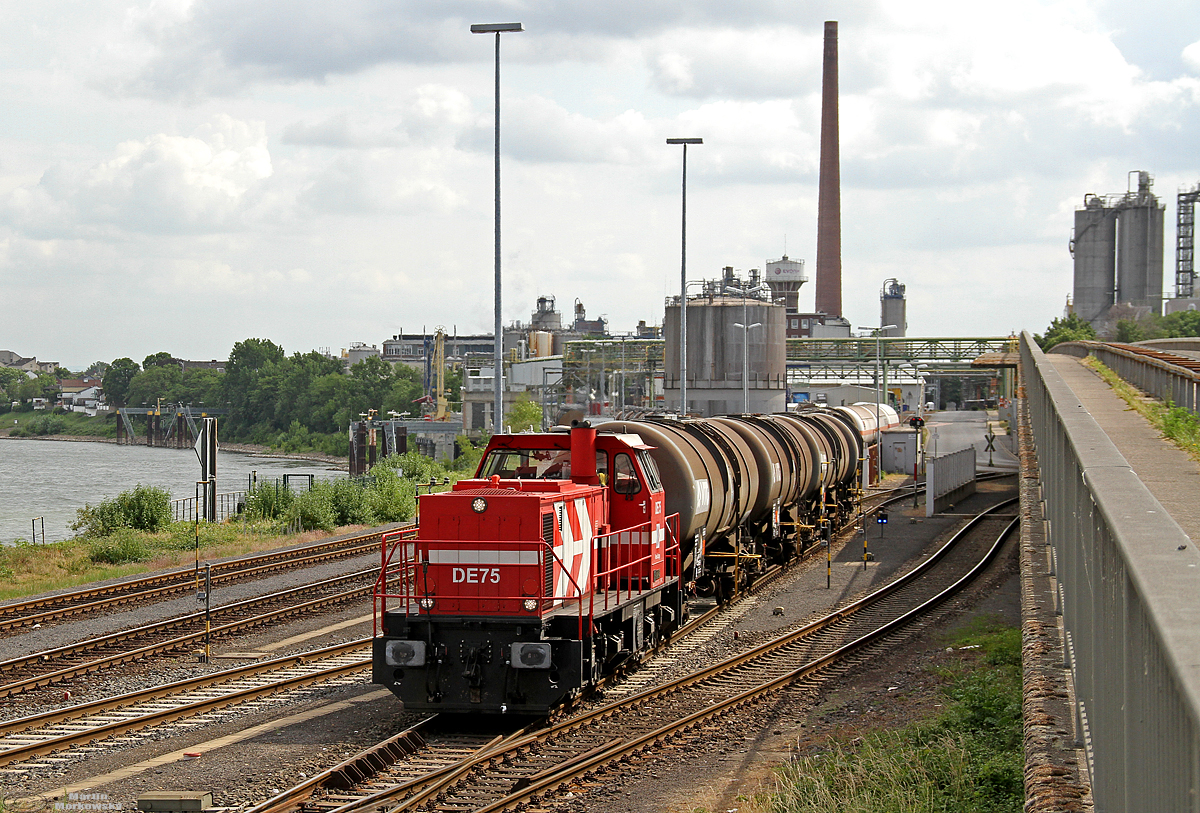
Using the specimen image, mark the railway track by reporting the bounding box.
[249,495,1017,813]
[0,569,384,699]
[0,640,371,773]
[0,526,413,634]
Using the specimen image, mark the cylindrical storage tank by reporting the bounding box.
[1117,201,1164,311]
[712,417,786,520]
[1072,202,1116,324]
[880,279,907,337]
[599,419,751,543]
[834,403,901,444]
[529,331,554,358]
[756,414,822,502]
[663,296,787,416]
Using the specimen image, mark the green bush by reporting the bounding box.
[243,480,296,520]
[326,477,375,526]
[72,485,173,537]
[87,529,152,564]
[284,487,338,532]
[364,467,417,522]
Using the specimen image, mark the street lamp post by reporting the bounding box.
[725,284,762,413]
[472,21,524,433]
[857,325,896,487]
[667,137,702,415]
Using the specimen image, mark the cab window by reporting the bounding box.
[613,453,641,495]
[636,450,663,491]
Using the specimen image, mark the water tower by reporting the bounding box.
[765,256,807,314]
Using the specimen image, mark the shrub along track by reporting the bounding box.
[245,497,1017,813]
[0,526,414,634]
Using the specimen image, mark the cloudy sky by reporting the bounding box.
[3,1,1200,370]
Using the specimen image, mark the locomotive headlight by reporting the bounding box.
[385,639,426,667]
[522,598,538,612]
[471,497,488,513]
[418,597,436,610]
[510,642,552,669]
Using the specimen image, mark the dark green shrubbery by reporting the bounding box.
[71,485,173,538]
[241,468,417,532]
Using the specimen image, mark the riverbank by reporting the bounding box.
[0,432,348,470]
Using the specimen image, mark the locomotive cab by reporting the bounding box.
[372,423,681,714]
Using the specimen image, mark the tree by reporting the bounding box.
[125,364,183,406]
[143,351,175,369]
[1113,319,1146,343]
[83,361,110,378]
[1160,310,1200,338]
[0,367,25,403]
[224,338,286,428]
[506,396,543,433]
[53,366,74,380]
[18,373,57,403]
[1034,314,1096,351]
[103,358,140,407]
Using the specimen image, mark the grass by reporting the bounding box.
[751,616,1023,813]
[1082,355,1200,462]
[0,520,365,602]
[1,409,117,438]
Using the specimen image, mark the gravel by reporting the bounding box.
[5,483,1020,810]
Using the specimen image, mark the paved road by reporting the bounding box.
[924,409,1018,471]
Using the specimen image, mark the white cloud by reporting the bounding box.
[4,115,274,237]
[1184,40,1200,74]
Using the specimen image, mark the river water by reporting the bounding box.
[0,438,346,545]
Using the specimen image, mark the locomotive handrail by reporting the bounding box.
[372,516,683,641]
[589,514,682,615]
[372,534,589,639]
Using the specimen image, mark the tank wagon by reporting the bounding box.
[372,409,865,714]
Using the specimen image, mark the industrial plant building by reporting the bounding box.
[1071,171,1165,329]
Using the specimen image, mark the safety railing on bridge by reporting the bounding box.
[1094,343,1200,415]
[1023,331,1200,810]
[1052,340,1200,416]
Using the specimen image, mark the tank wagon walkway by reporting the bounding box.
[1044,352,1200,543]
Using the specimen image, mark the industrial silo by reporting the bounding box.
[1072,195,1117,325]
[664,279,786,415]
[1116,171,1164,314]
[880,279,907,337]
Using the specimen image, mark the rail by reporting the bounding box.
[1022,330,1200,810]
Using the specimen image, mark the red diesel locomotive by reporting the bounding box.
[371,410,863,714]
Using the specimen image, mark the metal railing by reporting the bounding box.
[1092,344,1200,415]
[924,447,975,517]
[1023,330,1200,810]
[171,491,246,523]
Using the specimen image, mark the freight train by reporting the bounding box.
[371,405,898,715]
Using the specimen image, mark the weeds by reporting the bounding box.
[1083,356,1200,462]
[758,618,1023,813]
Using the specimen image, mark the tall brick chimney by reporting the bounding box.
[815,20,842,318]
